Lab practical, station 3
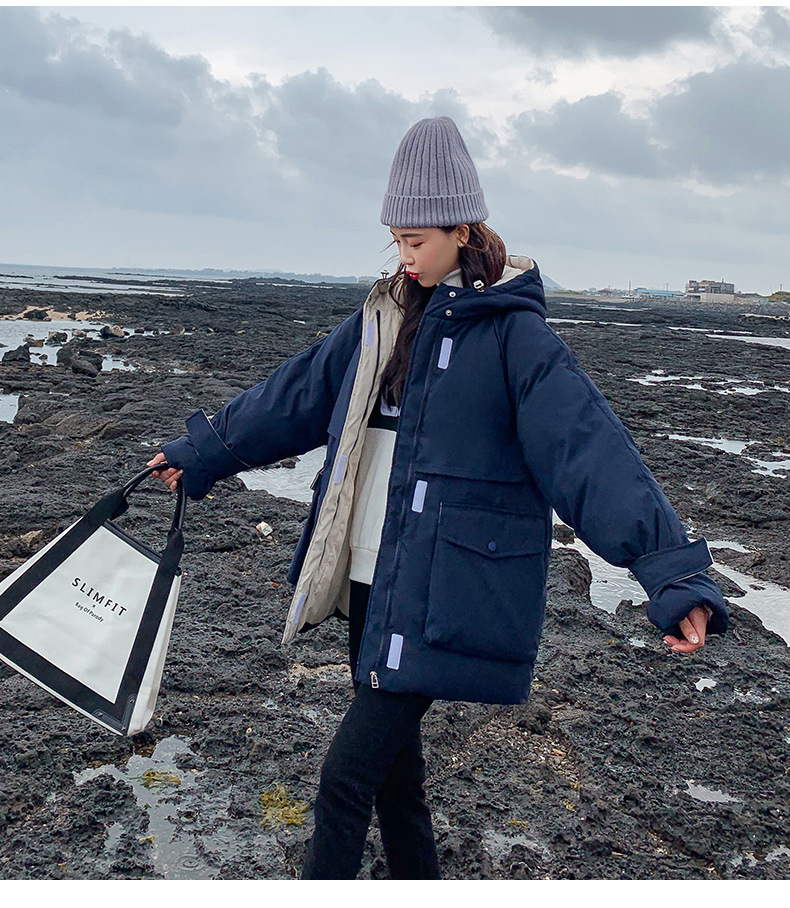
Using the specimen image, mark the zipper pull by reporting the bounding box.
[370,671,379,689]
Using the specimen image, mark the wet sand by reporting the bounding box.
[0,279,788,879]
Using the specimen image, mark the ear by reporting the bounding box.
[456,224,470,247]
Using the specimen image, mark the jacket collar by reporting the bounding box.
[430,255,547,321]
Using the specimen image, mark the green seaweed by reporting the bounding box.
[140,769,183,789]
[260,783,309,828]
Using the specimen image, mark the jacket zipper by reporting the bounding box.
[295,311,380,635]
[347,308,384,687]
[364,306,436,687]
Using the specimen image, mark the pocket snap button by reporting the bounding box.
[488,541,497,552]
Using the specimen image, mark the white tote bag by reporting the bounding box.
[0,466,185,736]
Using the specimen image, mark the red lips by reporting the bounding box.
[406,271,419,280]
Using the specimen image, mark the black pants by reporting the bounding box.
[301,581,440,880]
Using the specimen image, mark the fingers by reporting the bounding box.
[663,606,709,654]
[161,468,183,490]
[145,453,183,490]
[663,633,701,654]
[688,606,708,647]
[679,616,700,646]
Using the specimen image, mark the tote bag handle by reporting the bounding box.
[118,464,186,533]
[0,464,185,623]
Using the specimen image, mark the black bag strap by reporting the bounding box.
[0,465,186,620]
[120,465,186,533]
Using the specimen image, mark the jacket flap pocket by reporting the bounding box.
[438,505,546,558]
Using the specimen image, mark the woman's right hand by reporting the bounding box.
[147,451,183,491]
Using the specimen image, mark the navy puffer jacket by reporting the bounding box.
[162,260,728,704]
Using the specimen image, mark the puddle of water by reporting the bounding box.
[734,687,772,705]
[551,515,790,645]
[587,305,644,311]
[707,561,790,644]
[685,780,741,804]
[0,319,105,365]
[732,845,790,869]
[660,433,790,477]
[706,334,790,351]
[748,455,790,477]
[666,326,755,335]
[0,319,192,373]
[630,373,704,385]
[548,318,641,327]
[240,446,326,504]
[630,374,790,396]
[695,678,717,691]
[664,433,750,455]
[74,735,232,879]
[0,392,19,423]
[481,828,552,864]
[551,517,652,614]
[708,539,752,554]
[0,319,136,371]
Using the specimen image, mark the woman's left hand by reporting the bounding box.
[663,605,709,654]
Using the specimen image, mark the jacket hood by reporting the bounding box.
[427,254,547,321]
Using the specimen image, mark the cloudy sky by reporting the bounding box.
[1,4,788,294]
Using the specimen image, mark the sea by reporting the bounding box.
[0,262,228,296]
[0,262,358,295]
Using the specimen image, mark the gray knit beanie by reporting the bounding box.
[380,117,489,227]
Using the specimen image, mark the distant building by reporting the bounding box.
[685,279,735,303]
[634,287,684,299]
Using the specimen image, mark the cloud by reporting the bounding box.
[479,6,721,59]
[254,67,416,184]
[0,10,402,227]
[653,61,790,183]
[0,7,494,269]
[509,59,790,185]
[753,5,790,48]
[512,92,661,179]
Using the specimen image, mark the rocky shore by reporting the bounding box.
[0,277,788,880]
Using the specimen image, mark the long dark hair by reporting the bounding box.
[379,222,506,408]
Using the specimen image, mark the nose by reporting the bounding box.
[399,246,414,266]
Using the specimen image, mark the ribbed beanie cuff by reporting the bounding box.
[381,117,489,227]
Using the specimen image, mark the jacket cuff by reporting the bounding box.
[184,409,251,479]
[160,434,214,501]
[646,573,729,636]
[629,538,713,598]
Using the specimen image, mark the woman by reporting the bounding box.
[149,117,728,879]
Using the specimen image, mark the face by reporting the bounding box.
[390,225,470,288]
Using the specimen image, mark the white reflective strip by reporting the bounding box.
[364,319,375,347]
[386,634,404,670]
[333,453,347,483]
[437,336,453,369]
[411,480,427,513]
[291,592,306,625]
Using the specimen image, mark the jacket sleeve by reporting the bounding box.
[161,307,364,500]
[501,313,728,636]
